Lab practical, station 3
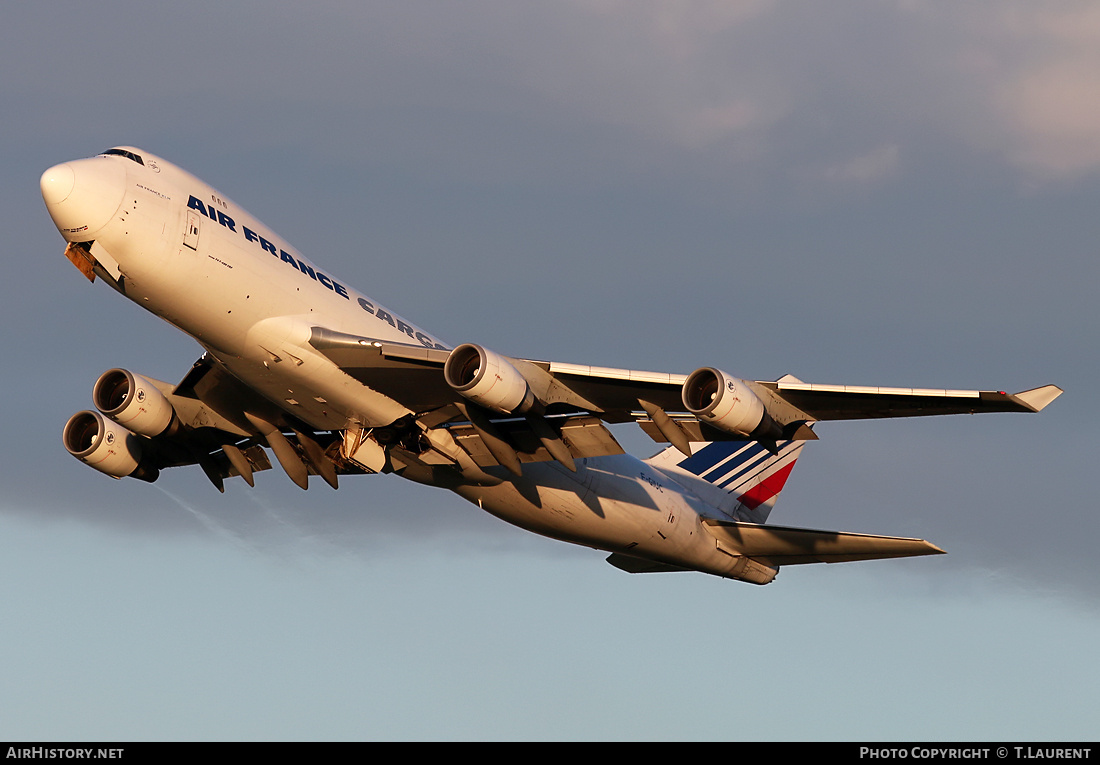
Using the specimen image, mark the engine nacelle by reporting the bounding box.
[92,368,177,438]
[682,367,770,438]
[444,343,534,414]
[62,410,158,482]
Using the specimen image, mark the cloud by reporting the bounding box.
[467,2,1100,184]
[822,144,901,184]
[994,51,1100,179]
[11,2,1100,187]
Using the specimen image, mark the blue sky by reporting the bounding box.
[1,1,1096,741]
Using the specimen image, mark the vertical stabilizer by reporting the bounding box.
[647,439,805,523]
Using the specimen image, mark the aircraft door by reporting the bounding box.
[183,210,201,250]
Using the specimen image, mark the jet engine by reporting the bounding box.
[92,368,178,438]
[62,410,158,482]
[682,367,780,441]
[444,343,535,414]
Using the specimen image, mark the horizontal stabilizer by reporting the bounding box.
[702,520,944,566]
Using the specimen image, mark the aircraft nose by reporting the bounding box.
[41,157,127,242]
[40,163,75,206]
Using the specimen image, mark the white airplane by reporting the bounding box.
[41,147,1062,584]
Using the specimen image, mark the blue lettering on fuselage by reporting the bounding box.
[188,195,237,232]
[188,194,445,349]
[187,195,210,217]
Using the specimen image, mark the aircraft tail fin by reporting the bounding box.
[648,439,805,524]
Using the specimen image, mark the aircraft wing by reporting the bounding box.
[307,328,1061,453]
[65,357,384,493]
[309,329,685,415]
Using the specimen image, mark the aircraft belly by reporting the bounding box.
[209,348,413,432]
[456,457,732,576]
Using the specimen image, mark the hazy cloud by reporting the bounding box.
[822,143,901,184]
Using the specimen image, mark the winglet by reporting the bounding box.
[1011,385,1063,412]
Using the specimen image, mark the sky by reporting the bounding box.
[1,0,1097,742]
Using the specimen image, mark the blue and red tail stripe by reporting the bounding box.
[734,460,798,510]
[677,440,800,493]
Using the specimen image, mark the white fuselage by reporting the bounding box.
[43,149,753,580]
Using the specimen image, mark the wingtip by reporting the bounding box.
[1012,384,1063,412]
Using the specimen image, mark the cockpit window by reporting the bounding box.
[99,148,144,165]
